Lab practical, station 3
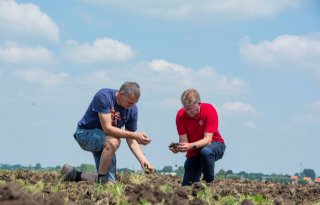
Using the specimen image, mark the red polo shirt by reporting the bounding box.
[176,103,224,158]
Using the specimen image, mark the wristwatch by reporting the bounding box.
[192,143,197,150]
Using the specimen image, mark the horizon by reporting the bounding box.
[0,162,316,177]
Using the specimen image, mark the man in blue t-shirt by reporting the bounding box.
[60,81,154,183]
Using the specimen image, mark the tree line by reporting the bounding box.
[1,163,318,184]
[215,168,318,185]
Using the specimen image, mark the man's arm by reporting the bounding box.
[98,113,151,145]
[179,134,188,143]
[190,132,213,149]
[126,138,154,171]
[176,132,213,152]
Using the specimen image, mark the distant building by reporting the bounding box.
[303,177,314,185]
[290,175,299,185]
[160,172,176,176]
[314,178,320,185]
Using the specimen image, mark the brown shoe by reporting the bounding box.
[60,164,77,182]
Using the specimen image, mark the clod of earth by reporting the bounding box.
[168,142,180,149]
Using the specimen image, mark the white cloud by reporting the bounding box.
[222,101,255,113]
[12,68,68,86]
[239,33,320,72]
[148,59,191,76]
[63,38,135,63]
[0,0,59,42]
[0,42,54,64]
[145,59,247,96]
[86,0,300,22]
[66,59,247,101]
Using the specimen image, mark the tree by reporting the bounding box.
[35,163,42,170]
[238,171,248,178]
[216,169,226,179]
[226,170,233,175]
[226,174,240,180]
[302,169,316,180]
[298,178,308,185]
[175,166,184,176]
[78,163,96,173]
[161,166,173,173]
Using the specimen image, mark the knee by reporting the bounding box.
[104,137,121,151]
[200,147,211,158]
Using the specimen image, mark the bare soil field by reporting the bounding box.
[0,169,320,204]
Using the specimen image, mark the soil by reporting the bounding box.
[142,164,155,174]
[0,169,320,204]
[168,142,180,149]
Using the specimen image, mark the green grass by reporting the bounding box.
[129,173,148,185]
[196,184,212,203]
[138,198,151,205]
[1,170,317,205]
[94,182,128,204]
[159,184,173,192]
[24,180,45,193]
[213,194,274,205]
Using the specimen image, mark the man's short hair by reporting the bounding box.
[181,88,201,107]
[120,81,141,97]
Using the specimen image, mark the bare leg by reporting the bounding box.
[81,173,97,182]
[98,136,120,175]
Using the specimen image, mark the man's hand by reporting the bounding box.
[141,161,154,174]
[177,142,191,152]
[169,147,179,153]
[135,132,151,145]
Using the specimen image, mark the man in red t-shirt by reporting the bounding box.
[170,88,226,186]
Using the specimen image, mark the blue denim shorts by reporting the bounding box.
[74,128,116,182]
[74,128,105,152]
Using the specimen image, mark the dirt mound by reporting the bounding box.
[0,182,75,205]
[0,170,319,204]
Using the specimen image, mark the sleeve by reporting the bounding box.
[91,90,112,114]
[176,111,186,135]
[204,105,218,133]
[125,106,138,131]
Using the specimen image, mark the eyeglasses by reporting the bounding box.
[184,103,200,114]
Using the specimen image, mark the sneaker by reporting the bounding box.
[60,164,77,182]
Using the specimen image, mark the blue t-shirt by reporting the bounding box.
[77,88,138,132]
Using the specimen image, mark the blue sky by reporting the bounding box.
[0,0,319,176]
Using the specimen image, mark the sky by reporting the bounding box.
[0,0,319,176]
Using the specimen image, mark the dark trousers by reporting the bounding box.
[182,142,226,186]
